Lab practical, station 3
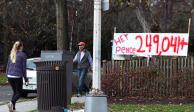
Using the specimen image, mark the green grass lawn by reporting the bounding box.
[0,74,8,85]
[17,103,194,112]
[109,104,194,112]
[67,103,194,112]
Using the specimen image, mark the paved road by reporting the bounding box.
[0,85,37,105]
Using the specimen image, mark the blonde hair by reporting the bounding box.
[10,41,23,63]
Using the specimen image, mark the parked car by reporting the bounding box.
[22,57,40,97]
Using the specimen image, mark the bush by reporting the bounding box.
[0,74,8,85]
[102,64,194,98]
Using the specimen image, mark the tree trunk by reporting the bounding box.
[164,0,173,32]
[136,6,151,33]
[3,1,8,65]
[56,0,68,50]
[3,35,8,65]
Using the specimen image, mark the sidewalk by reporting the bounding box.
[0,100,37,112]
[71,96,85,104]
[0,96,85,112]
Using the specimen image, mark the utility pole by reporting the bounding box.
[93,0,102,90]
[85,0,107,112]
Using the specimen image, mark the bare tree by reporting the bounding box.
[136,5,151,32]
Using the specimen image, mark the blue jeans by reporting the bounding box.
[77,68,89,94]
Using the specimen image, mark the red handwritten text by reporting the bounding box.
[114,34,129,45]
[116,46,136,54]
[135,34,188,55]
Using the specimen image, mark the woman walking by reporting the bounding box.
[6,41,28,112]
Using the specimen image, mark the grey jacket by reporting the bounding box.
[73,50,93,69]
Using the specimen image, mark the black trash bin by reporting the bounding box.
[41,51,73,104]
[35,61,67,112]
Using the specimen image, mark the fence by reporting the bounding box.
[102,57,194,98]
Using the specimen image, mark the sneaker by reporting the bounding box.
[77,94,81,97]
[7,101,13,112]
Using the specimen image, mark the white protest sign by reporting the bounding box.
[112,33,189,56]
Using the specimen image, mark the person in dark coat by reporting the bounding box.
[6,41,28,112]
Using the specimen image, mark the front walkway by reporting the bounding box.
[0,96,86,112]
[0,100,37,112]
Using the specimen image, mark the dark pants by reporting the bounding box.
[8,78,23,109]
[77,68,89,94]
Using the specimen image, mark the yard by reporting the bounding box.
[67,103,194,112]
[30,103,194,112]
[0,73,7,85]
[109,104,194,112]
